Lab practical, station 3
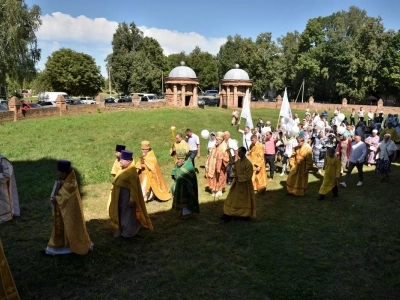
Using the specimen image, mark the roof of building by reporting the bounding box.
[223,64,250,80]
[168,61,197,78]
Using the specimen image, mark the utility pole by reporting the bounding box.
[161,71,164,95]
[108,66,112,99]
[301,79,305,103]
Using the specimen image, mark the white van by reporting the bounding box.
[38,92,72,103]
[80,97,96,104]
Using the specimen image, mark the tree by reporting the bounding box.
[106,22,166,94]
[0,0,41,88]
[41,48,104,96]
[166,52,187,72]
[186,46,219,90]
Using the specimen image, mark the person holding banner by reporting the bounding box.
[286,135,313,196]
[237,125,252,151]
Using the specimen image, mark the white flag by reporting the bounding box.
[240,90,254,129]
[279,88,292,119]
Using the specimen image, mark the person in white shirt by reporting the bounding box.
[339,133,367,187]
[280,134,298,176]
[357,107,365,124]
[237,124,252,152]
[185,128,200,170]
[207,132,216,155]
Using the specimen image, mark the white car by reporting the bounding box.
[80,97,96,104]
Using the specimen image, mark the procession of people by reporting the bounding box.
[1,103,399,298]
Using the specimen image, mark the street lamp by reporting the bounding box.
[108,66,112,99]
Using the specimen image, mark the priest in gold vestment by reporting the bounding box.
[247,135,267,193]
[170,133,189,164]
[0,238,20,299]
[135,141,171,201]
[107,144,127,211]
[110,150,153,238]
[46,160,93,255]
[205,132,230,198]
[220,147,256,222]
[286,136,313,196]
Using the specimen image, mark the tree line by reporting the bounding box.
[2,3,399,102]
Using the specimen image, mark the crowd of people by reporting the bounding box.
[1,106,399,295]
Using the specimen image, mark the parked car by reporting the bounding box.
[22,102,41,109]
[203,90,219,97]
[0,103,8,111]
[105,97,116,103]
[68,99,85,105]
[204,97,220,106]
[39,101,57,107]
[118,97,132,103]
[251,96,263,101]
[0,99,8,107]
[80,97,96,104]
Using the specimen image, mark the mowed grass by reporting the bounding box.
[1,107,400,299]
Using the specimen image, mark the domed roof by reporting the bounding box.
[223,64,250,80]
[168,61,197,78]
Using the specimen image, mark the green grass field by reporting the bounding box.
[1,107,399,299]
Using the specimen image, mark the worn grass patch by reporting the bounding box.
[1,107,400,299]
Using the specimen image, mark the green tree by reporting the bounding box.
[106,22,166,94]
[0,0,41,89]
[166,52,187,72]
[41,48,104,96]
[186,46,219,90]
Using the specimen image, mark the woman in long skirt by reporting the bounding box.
[375,133,397,181]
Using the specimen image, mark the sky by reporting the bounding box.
[25,0,400,77]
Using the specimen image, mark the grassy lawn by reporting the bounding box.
[0,107,399,299]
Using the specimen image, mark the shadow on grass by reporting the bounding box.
[1,158,400,299]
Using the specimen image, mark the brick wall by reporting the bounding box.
[0,101,169,123]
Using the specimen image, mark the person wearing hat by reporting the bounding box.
[170,148,199,219]
[135,141,171,201]
[0,153,20,223]
[220,146,256,222]
[109,150,153,238]
[286,136,313,196]
[247,134,267,193]
[170,133,189,164]
[111,144,126,177]
[46,160,93,255]
[205,131,230,197]
[365,129,380,166]
[339,133,367,188]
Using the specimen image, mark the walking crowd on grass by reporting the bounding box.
[1,106,399,297]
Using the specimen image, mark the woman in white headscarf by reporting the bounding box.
[365,129,380,166]
[375,133,397,181]
[207,132,216,155]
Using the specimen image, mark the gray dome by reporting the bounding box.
[223,64,250,80]
[168,61,197,78]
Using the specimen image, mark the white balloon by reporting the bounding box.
[261,127,269,135]
[201,129,210,139]
[335,119,341,126]
[281,124,287,131]
[291,126,300,135]
[316,120,325,130]
[337,126,346,135]
[337,113,345,122]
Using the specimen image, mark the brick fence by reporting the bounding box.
[0,100,168,123]
[2,98,400,123]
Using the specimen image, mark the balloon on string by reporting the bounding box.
[261,127,269,135]
[291,126,300,136]
[337,126,346,135]
[201,129,210,139]
[316,120,325,130]
[337,113,345,122]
